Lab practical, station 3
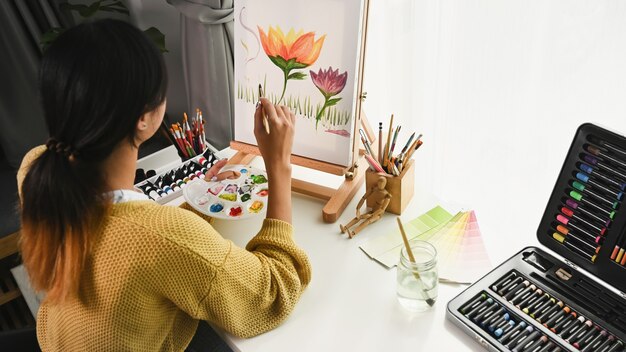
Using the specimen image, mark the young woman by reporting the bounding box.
[17,19,310,351]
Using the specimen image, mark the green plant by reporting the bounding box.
[40,0,167,53]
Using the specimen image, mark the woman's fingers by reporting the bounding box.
[215,170,240,181]
[204,158,228,180]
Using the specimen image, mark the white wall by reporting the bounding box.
[364,1,626,260]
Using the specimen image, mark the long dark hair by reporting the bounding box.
[20,19,167,303]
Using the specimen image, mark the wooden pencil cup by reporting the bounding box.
[365,159,414,215]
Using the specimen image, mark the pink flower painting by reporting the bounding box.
[310,67,348,129]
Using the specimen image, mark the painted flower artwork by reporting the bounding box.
[259,26,325,104]
[310,67,348,128]
[234,0,364,167]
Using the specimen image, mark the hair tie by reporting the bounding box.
[46,138,80,158]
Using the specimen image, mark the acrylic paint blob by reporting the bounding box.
[183,164,268,220]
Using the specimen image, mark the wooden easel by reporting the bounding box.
[230,0,371,223]
[230,112,373,223]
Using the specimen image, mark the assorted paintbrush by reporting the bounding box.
[162,109,207,160]
[361,114,423,176]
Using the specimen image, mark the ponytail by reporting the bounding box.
[19,19,167,303]
[20,144,106,303]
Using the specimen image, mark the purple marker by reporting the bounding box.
[583,154,626,180]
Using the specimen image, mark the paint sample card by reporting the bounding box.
[360,206,491,284]
[183,165,268,220]
[234,0,367,167]
[359,206,454,268]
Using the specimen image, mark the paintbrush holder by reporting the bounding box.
[365,159,414,215]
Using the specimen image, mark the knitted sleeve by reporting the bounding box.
[152,210,311,338]
[196,219,312,338]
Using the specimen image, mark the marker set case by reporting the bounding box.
[447,123,626,351]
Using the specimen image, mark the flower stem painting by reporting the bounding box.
[234,0,366,167]
[311,67,348,129]
[259,26,325,104]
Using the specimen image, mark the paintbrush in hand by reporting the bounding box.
[257,84,270,134]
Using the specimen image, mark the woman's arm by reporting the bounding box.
[254,99,295,224]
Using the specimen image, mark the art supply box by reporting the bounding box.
[447,123,626,352]
[135,148,219,204]
[365,159,415,214]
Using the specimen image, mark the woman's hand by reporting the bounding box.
[254,98,295,174]
[254,99,295,223]
[204,158,240,182]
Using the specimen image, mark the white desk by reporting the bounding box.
[154,146,538,352]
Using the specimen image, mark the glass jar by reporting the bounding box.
[396,239,438,311]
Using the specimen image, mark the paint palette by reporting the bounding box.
[183,164,269,220]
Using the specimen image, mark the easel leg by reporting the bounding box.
[321,155,367,223]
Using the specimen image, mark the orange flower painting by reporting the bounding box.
[258,26,326,103]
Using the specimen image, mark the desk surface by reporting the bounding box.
[161,146,540,352]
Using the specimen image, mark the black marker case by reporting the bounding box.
[447,123,626,351]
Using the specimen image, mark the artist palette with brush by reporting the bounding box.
[183,164,269,220]
[448,123,626,351]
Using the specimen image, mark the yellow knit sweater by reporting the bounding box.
[18,147,312,351]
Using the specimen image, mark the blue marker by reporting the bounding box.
[576,172,623,200]
[579,163,626,191]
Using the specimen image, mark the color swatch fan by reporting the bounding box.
[360,206,491,284]
[422,210,492,284]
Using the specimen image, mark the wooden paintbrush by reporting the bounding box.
[397,217,435,306]
[258,84,270,134]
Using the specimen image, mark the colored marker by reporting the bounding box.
[553,232,598,261]
[537,341,556,352]
[519,335,548,352]
[473,302,500,323]
[598,140,626,157]
[531,297,556,319]
[480,306,504,326]
[606,340,625,352]
[535,300,563,323]
[505,326,534,350]
[579,163,626,191]
[588,145,626,168]
[504,280,529,300]
[460,293,487,314]
[523,292,549,314]
[499,321,527,344]
[573,181,621,209]
[487,312,510,332]
[492,272,517,293]
[566,198,615,223]
[565,318,593,344]
[557,213,605,236]
[543,306,570,328]
[573,325,600,350]
[517,289,542,310]
[581,330,608,352]
[466,297,494,320]
[499,276,523,296]
[570,189,618,217]
[561,206,608,232]
[494,320,515,338]
[595,335,616,352]
[559,315,585,339]
[510,284,536,305]
[552,232,600,254]
[577,171,624,199]
[583,154,626,180]
[553,310,577,333]
[556,224,603,246]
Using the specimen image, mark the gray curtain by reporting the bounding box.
[167,0,234,150]
[0,0,70,168]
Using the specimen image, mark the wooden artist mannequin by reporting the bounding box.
[340,176,391,238]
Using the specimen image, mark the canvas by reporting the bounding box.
[234,0,366,167]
